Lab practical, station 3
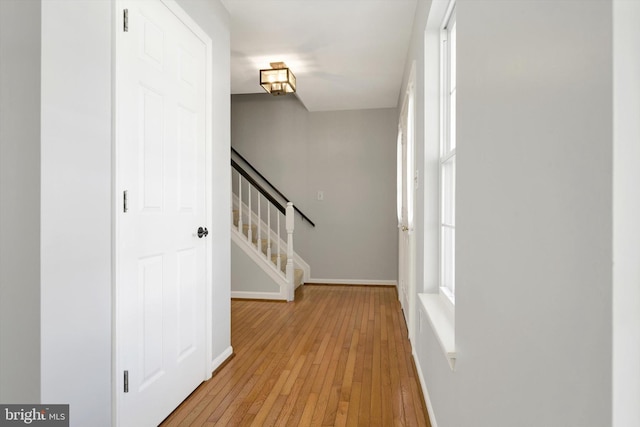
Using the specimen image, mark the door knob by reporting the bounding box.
[197,227,209,238]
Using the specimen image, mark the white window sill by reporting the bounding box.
[419,293,456,370]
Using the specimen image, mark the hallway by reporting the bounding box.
[161,285,429,426]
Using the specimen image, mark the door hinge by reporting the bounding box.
[123,190,128,213]
[124,370,129,393]
[123,9,129,32]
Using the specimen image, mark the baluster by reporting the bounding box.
[247,185,252,243]
[238,175,243,233]
[276,211,281,271]
[257,193,262,253]
[286,202,295,301]
[267,202,272,260]
[231,169,235,225]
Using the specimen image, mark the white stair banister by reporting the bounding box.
[238,174,243,233]
[286,202,295,301]
[231,161,309,301]
[257,194,262,252]
[267,202,272,260]
[276,212,281,272]
[247,185,252,243]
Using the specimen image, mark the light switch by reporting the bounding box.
[317,190,324,201]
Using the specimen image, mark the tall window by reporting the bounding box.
[440,6,456,303]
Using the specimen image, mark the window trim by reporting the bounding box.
[439,4,456,306]
[419,0,457,371]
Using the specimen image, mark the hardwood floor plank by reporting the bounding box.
[340,329,359,401]
[207,352,281,424]
[334,400,349,427]
[370,291,383,425]
[250,369,291,426]
[160,285,429,427]
[386,296,409,426]
[273,374,305,426]
[299,392,319,426]
[358,318,374,425]
[313,333,332,365]
[209,375,258,425]
[281,354,306,396]
[315,293,352,426]
[283,355,320,426]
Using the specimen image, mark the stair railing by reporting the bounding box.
[232,164,296,301]
[232,148,315,227]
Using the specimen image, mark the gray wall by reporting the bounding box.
[231,94,398,282]
[455,1,611,424]
[231,241,280,294]
[402,0,617,426]
[0,0,41,404]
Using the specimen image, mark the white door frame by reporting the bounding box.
[112,0,214,423]
[398,63,417,343]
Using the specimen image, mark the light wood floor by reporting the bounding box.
[161,285,430,426]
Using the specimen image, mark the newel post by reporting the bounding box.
[286,202,295,301]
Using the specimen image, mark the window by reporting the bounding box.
[440,6,456,304]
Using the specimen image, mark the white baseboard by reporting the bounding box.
[306,278,397,286]
[210,346,233,374]
[231,290,287,301]
[413,349,438,427]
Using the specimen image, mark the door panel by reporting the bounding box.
[177,247,197,360]
[140,88,165,211]
[139,254,165,390]
[177,106,197,210]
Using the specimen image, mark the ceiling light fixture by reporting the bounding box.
[260,62,296,96]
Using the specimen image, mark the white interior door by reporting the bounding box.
[115,1,211,425]
[398,126,410,314]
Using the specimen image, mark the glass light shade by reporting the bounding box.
[260,65,296,95]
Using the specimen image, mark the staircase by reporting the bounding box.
[232,209,304,287]
[231,154,310,301]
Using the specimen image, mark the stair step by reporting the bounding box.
[271,253,287,267]
[259,239,272,255]
[239,224,258,242]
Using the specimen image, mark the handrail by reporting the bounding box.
[232,159,285,215]
[231,147,316,227]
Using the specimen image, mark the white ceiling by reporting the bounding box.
[221,0,418,112]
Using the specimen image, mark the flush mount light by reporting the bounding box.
[260,62,296,96]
